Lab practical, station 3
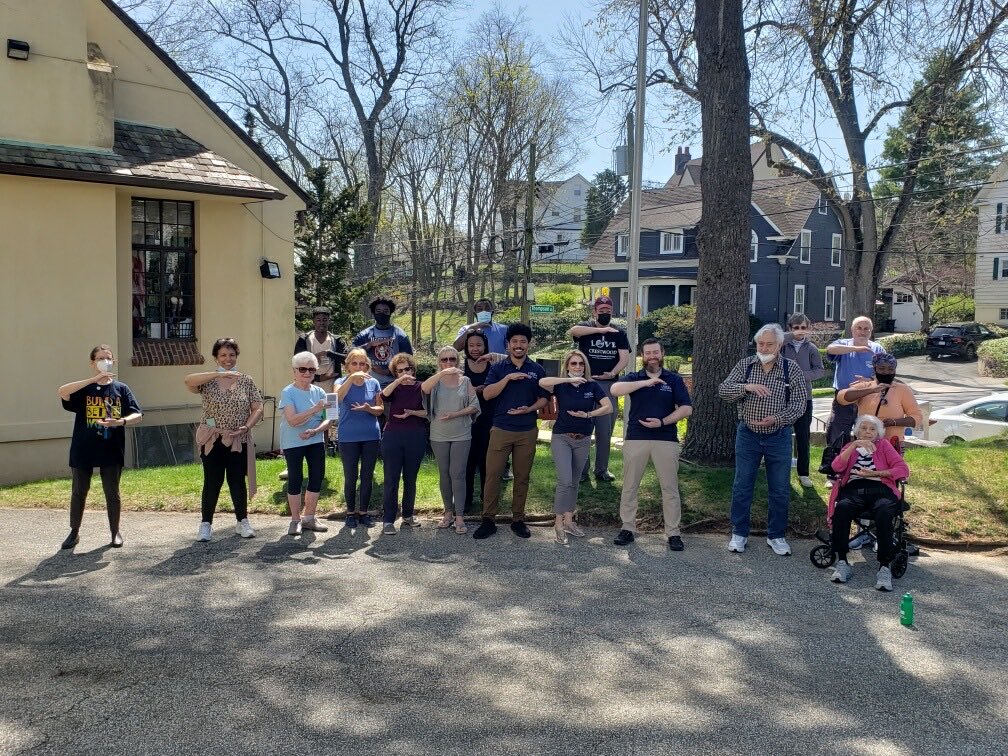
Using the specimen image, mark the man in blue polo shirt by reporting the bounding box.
[472,322,548,541]
[610,338,693,551]
[824,316,885,461]
[454,298,509,355]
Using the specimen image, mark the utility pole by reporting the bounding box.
[521,141,537,324]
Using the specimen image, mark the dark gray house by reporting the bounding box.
[586,173,847,326]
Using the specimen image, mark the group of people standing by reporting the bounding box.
[56,298,919,588]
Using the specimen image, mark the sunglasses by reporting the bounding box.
[397,367,415,373]
[790,325,808,331]
[440,357,458,363]
[296,366,317,374]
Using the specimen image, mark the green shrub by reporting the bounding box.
[930,295,975,325]
[639,305,696,354]
[414,353,438,381]
[877,332,926,357]
[664,355,684,372]
[537,289,578,310]
[977,337,1008,377]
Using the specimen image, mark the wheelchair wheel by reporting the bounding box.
[810,544,836,569]
[891,551,908,579]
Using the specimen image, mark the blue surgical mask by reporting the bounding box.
[216,366,231,373]
[476,311,492,324]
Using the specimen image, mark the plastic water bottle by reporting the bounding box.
[900,592,914,627]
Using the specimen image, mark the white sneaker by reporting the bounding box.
[798,475,814,487]
[848,531,873,550]
[236,518,255,538]
[875,566,893,592]
[727,534,747,553]
[831,560,853,583]
[766,537,792,556]
[197,522,212,542]
[791,457,798,468]
[825,479,834,489]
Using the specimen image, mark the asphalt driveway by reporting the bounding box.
[1,510,1006,755]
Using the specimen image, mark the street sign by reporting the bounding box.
[530,305,555,314]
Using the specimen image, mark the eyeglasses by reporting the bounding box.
[440,357,458,363]
[296,366,317,374]
[397,367,414,374]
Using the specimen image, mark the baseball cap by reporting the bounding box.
[593,295,614,308]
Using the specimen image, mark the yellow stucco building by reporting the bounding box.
[0,0,307,484]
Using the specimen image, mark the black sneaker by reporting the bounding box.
[595,471,617,482]
[473,518,497,540]
[668,535,684,551]
[510,521,531,539]
[613,529,635,546]
[580,471,590,483]
[61,529,79,550]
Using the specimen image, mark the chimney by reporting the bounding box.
[675,146,691,175]
[87,43,114,150]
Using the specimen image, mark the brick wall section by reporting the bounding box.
[132,339,205,366]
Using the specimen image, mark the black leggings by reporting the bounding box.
[339,440,380,513]
[793,399,813,476]
[831,479,901,566]
[465,421,491,512]
[283,443,326,496]
[200,439,248,523]
[70,466,122,533]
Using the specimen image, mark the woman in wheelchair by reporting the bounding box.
[827,414,909,591]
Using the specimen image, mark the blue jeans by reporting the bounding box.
[729,423,792,539]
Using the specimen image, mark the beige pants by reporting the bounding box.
[619,440,682,536]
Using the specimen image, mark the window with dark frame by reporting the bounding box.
[131,198,196,340]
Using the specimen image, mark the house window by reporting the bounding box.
[831,233,842,267]
[574,188,581,197]
[997,203,1003,234]
[551,209,560,217]
[818,195,828,215]
[895,291,913,304]
[1000,308,1008,320]
[824,286,835,321]
[750,230,758,262]
[616,233,629,256]
[995,257,1008,280]
[573,211,581,222]
[840,287,846,321]
[660,231,683,254]
[132,198,196,339]
[793,284,806,315]
[749,284,757,315]
[800,229,812,264]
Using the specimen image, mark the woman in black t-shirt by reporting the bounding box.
[463,331,497,514]
[57,344,143,550]
[540,350,612,545]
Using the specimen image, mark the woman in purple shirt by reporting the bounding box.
[380,353,428,534]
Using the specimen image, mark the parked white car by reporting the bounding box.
[929,392,1008,444]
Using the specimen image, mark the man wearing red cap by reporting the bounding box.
[567,295,630,482]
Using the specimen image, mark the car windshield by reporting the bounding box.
[930,327,961,337]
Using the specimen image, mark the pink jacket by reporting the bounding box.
[827,437,909,522]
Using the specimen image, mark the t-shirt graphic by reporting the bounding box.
[574,321,630,376]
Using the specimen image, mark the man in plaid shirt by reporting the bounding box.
[719,324,811,556]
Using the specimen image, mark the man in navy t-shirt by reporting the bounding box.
[472,322,548,541]
[352,295,413,386]
[610,337,693,551]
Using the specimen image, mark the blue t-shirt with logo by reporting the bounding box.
[552,381,607,435]
[485,358,548,432]
[335,376,382,442]
[828,339,885,390]
[620,368,691,442]
[278,383,327,450]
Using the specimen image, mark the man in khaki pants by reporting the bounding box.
[610,338,693,551]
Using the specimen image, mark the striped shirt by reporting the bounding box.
[718,355,811,434]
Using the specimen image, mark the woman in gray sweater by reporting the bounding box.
[422,346,481,534]
[782,314,826,487]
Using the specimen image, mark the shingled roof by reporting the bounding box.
[0,121,285,199]
[585,176,821,265]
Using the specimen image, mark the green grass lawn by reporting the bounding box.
[2,437,1005,543]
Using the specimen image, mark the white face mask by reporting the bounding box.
[568,368,585,378]
[96,359,113,373]
[756,352,776,364]
[476,311,492,324]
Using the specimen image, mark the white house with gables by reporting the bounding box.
[973,158,1008,325]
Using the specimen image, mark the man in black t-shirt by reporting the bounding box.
[567,295,630,482]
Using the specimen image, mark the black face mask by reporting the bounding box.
[875,373,895,384]
[374,314,391,328]
[596,313,612,326]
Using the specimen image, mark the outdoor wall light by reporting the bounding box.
[260,259,281,279]
[6,39,30,60]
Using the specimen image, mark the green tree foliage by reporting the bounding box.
[580,169,627,248]
[294,164,375,336]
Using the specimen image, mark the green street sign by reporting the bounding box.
[530,305,555,314]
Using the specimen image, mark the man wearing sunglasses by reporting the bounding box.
[836,353,921,453]
[782,314,826,487]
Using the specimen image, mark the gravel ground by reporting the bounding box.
[1,509,1006,756]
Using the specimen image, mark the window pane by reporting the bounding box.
[144,201,160,222]
[177,226,193,248]
[162,224,176,247]
[178,203,193,225]
[132,221,145,244]
[163,202,178,224]
[145,223,161,245]
[131,200,145,221]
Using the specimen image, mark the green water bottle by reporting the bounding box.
[900,592,914,627]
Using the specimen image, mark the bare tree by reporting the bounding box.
[566,0,1008,328]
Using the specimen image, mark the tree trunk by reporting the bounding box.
[682,0,752,465]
